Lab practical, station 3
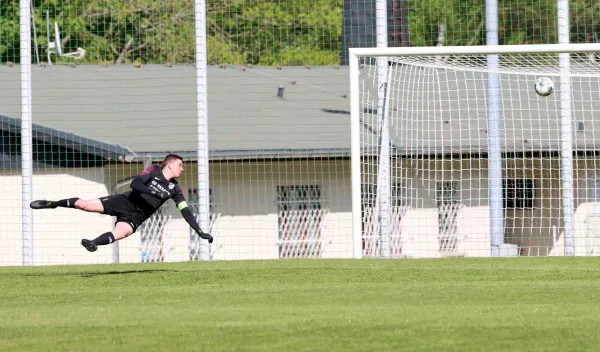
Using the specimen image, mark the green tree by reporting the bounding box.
[1,0,342,65]
[207,0,343,66]
[408,0,486,47]
[2,0,195,64]
[406,0,600,47]
[1,0,599,65]
[0,1,21,62]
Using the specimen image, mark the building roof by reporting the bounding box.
[0,65,351,161]
[1,63,599,163]
[359,62,600,155]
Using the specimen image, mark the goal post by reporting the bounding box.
[350,43,600,259]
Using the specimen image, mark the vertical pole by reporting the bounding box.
[400,0,409,47]
[20,0,33,265]
[376,0,391,258]
[350,51,363,259]
[486,0,504,257]
[392,0,399,47]
[376,69,393,258]
[195,0,210,260]
[558,0,574,256]
[112,184,120,263]
[30,0,40,66]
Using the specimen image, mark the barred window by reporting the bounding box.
[276,185,325,259]
[503,179,535,209]
[436,181,461,252]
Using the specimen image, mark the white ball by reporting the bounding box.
[534,76,554,97]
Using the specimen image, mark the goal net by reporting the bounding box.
[351,44,600,258]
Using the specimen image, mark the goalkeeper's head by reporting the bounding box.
[162,154,184,179]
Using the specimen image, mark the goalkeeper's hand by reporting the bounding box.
[197,231,213,243]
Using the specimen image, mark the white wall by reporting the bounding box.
[125,159,355,261]
[0,171,23,266]
[381,157,600,258]
[551,157,600,257]
[4,156,600,266]
[0,168,114,266]
[360,159,492,258]
[103,159,354,262]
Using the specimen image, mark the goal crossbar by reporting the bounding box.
[349,43,600,58]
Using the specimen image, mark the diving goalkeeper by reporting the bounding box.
[30,154,213,252]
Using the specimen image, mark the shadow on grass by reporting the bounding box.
[78,269,179,277]
[18,269,180,278]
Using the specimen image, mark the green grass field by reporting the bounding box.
[1,258,600,351]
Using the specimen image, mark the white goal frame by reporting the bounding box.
[349,43,600,259]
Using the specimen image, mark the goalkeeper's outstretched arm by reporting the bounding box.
[173,186,213,243]
[179,202,213,243]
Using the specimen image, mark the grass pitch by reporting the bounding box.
[1,258,600,351]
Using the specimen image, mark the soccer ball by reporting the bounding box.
[534,76,554,97]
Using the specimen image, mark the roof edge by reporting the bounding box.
[124,149,352,162]
[1,114,131,160]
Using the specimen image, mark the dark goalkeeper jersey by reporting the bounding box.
[122,165,186,220]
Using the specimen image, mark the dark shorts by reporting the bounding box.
[99,194,144,233]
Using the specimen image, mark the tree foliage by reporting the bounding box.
[408,0,600,47]
[4,0,196,65]
[0,0,599,65]
[208,0,343,65]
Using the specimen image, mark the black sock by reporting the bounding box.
[93,232,115,246]
[55,198,80,208]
